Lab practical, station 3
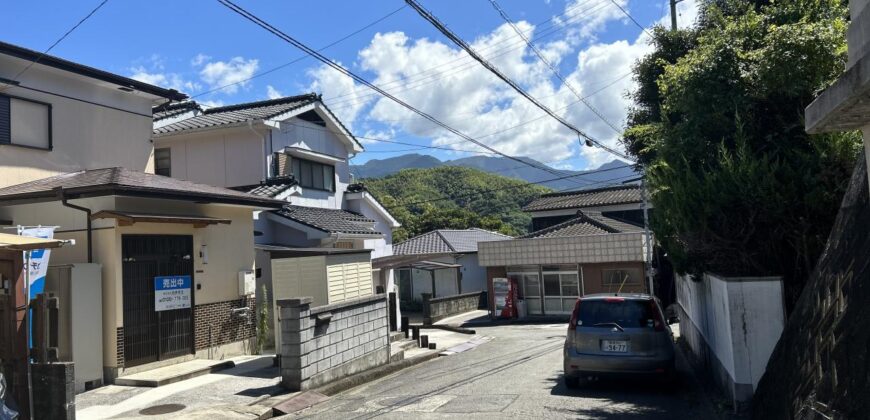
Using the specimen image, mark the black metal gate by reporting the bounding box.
[122,235,194,367]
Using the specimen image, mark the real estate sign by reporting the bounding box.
[19,226,55,297]
[154,275,191,311]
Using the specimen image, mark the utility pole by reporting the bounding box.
[670,0,683,31]
[641,178,654,297]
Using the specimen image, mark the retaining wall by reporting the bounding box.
[423,291,486,324]
[278,294,389,391]
[676,273,784,410]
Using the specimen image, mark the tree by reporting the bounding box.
[362,166,549,241]
[623,0,861,309]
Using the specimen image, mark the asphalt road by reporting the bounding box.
[290,323,719,419]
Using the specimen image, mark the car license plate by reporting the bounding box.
[601,340,628,353]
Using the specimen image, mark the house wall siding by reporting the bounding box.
[153,126,264,188]
[0,55,156,188]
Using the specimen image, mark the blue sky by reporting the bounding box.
[3,0,696,169]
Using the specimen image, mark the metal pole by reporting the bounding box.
[24,249,33,419]
[641,178,654,296]
[670,0,683,31]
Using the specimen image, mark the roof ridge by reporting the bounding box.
[538,184,639,199]
[203,93,319,114]
[434,230,457,252]
[576,210,621,233]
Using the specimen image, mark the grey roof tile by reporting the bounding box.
[272,205,380,236]
[231,177,298,198]
[153,94,319,135]
[523,185,642,212]
[520,211,642,239]
[153,101,202,121]
[394,228,512,255]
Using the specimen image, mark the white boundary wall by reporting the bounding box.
[676,273,785,407]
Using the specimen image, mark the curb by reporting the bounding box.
[313,351,441,396]
[412,324,476,334]
[113,360,236,387]
[460,317,568,327]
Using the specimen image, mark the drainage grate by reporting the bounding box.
[138,403,186,415]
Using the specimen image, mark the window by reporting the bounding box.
[541,267,580,314]
[0,94,52,150]
[155,148,171,176]
[602,269,640,287]
[287,156,335,192]
[577,299,656,328]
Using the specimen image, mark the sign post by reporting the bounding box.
[154,275,192,311]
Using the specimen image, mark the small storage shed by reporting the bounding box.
[264,246,374,348]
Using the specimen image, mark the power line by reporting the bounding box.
[610,0,655,38]
[319,0,613,109]
[488,0,623,135]
[383,163,636,209]
[189,4,407,98]
[405,0,633,162]
[216,0,578,185]
[12,0,110,81]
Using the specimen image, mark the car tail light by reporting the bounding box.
[648,299,665,331]
[568,299,582,330]
[604,297,624,302]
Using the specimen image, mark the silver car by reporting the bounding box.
[563,293,676,388]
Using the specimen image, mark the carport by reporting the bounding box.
[373,253,461,304]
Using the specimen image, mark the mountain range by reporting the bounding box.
[351,154,638,190]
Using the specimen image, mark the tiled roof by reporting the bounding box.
[520,211,642,239]
[523,185,642,212]
[153,101,202,121]
[394,228,512,255]
[0,167,283,207]
[153,94,319,136]
[272,205,381,236]
[231,177,298,198]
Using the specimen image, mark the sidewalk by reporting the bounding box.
[76,355,282,420]
[75,323,488,419]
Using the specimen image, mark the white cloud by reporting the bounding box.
[199,99,225,109]
[310,0,698,169]
[266,85,283,99]
[308,61,372,128]
[191,53,211,66]
[199,57,259,94]
[359,128,396,145]
[129,66,200,93]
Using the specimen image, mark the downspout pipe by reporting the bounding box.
[57,188,92,263]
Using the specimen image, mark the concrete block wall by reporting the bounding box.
[278,294,389,391]
[423,291,485,324]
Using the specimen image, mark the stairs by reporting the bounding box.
[389,330,417,362]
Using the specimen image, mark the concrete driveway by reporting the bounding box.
[286,322,721,419]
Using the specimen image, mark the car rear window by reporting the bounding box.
[576,299,656,329]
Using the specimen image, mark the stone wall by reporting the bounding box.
[752,157,870,419]
[423,291,485,324]
[278,294,389,391]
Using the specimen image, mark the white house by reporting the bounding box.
[151,95,402,334]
